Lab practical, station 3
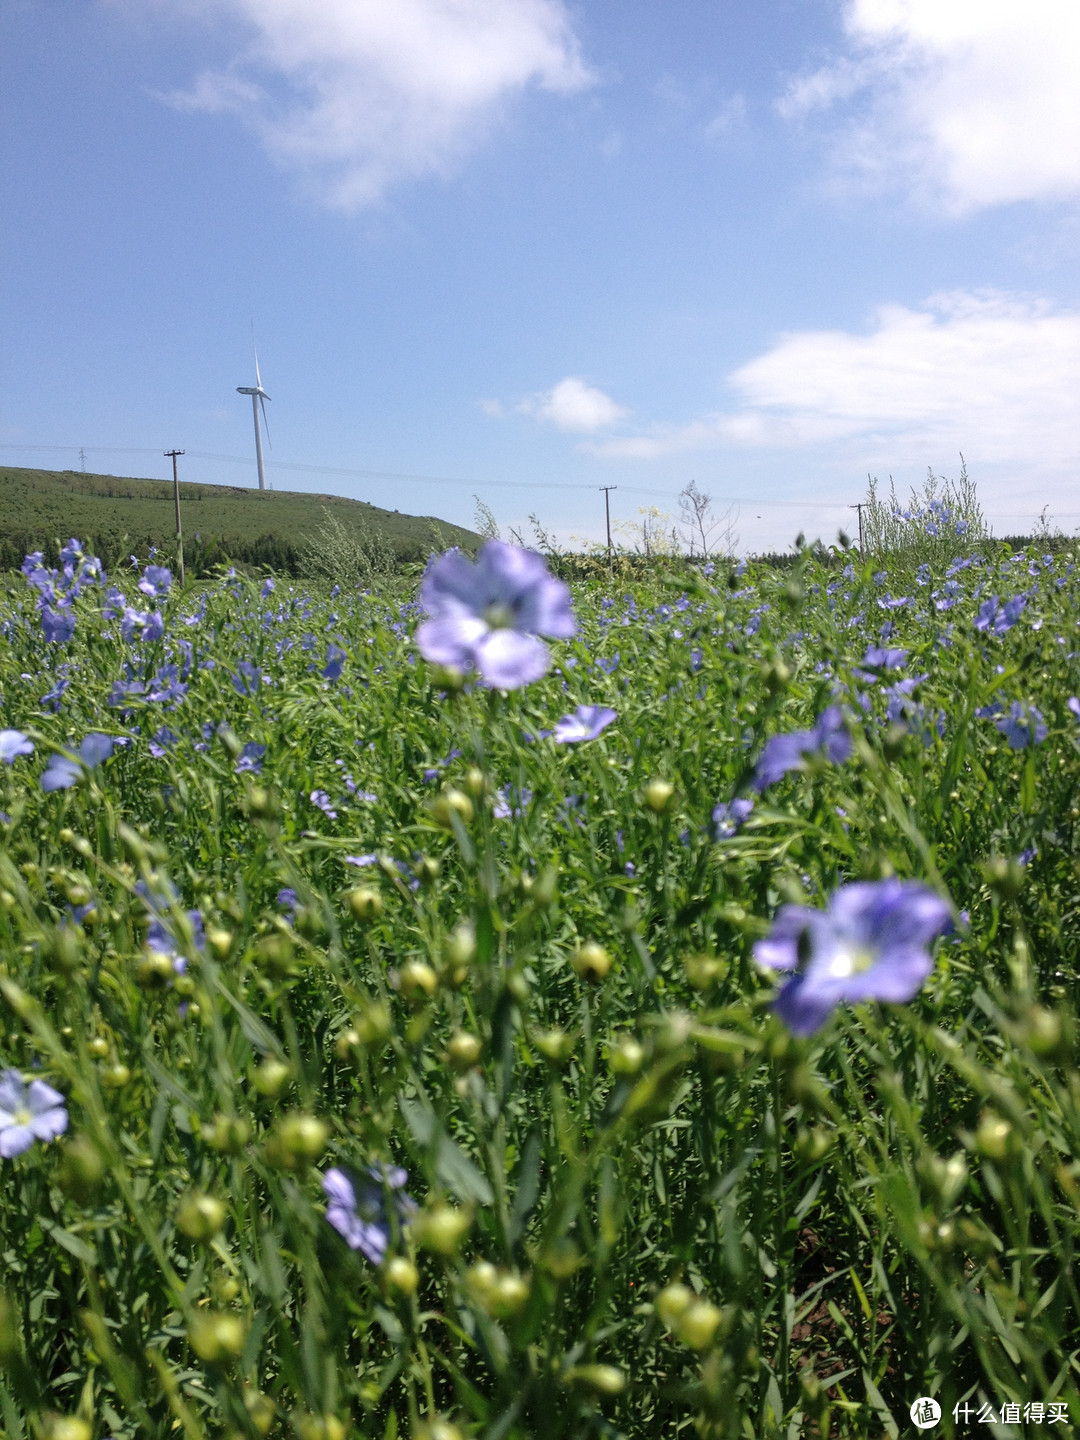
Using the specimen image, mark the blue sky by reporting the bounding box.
[2,0,1079,554]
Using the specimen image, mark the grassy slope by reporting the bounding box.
[0,466,479,567]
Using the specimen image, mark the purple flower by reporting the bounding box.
[0,731,34,764]
[861,646,908,670]
[976,594,1026,636]
[754,879,952,1036]
[40,604,76,644]
[41,734,114,792]
[138,565,173,599]
[149,727,180,757]
[1068,696,1080,723]
[310,789,338,819]
[344,853,378,867]
[753,706,852,791]
[322,643,347,681]
[322,1163,414,1264]
[712,797,754,839]
[231,661,260,696]
[415,540,576,690]
[553,705,617,744]
[235,742,266,775]
[261,578,275,598]
[277,888,299,917]
[0,1070,69,1157]
[995,702,1047,750]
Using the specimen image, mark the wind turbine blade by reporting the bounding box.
[259,393,271,449]
[254,342,263,393]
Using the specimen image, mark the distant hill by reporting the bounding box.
[0,466,479,577]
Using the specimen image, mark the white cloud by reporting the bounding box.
[520,376,628,432]
[779,0,1080,214]
[159,0,593,208]
[587,291,1080,477]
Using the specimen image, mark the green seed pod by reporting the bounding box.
[56,1135,105,1204]
[571,942,612,982]
[271,1112,329,1167]
[412,1202,471,1256]
[385,1256,419,1295]
[563,1364,626,1394]
[253,1057,292,1097]
[643,778,675,813]
[100,1062,131,1090]
[399,960,438,1001]
[446,1030,482,1070]
[187,1310,246,1365]
[136,950,177,990]
[204,1114,250,1155]
[347,886,383,922]
[176,1191,227,1242]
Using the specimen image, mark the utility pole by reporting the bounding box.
[849,502,865,555]
[600,486,617,555]
[165,450,186,589]
[79,447,87,473]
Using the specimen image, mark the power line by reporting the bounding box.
[2,442,1077,518]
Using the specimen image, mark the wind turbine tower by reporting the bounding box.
[237,346,271,492]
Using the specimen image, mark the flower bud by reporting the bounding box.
[608,1034,645,1076]
[100,1062,131,1090]
[176,1191,227,1242]
[252,1057,292,1097]
[522,865,558,909]
[56,1135,105,1204]
[246,786,279,821]
[296,1416,347,1440]
[214,1276,241,1304]
[413,1203,472,1256]
[187,1310,246,1364]
[43,1419,92,1440]
[347,886,383,922]
[980,855,1024,902]
[414,855,441,886]
[975,1111,1015,1161]
[656,1283,693,1331]
[48,926,83,975]
[534,1028,574,1064]
[489,1270,529,1318]
[204,1114,250,1155]
[87,1036,109,1059]
[207,927,234,959]
[463,766,487,798]
[643,778,675,814]
[385,1256,419,1295]
[919,1151,968,1206]
[136,950,177,990]
[677,1300,722,1350]
[445,920,476,973]
[430,789,473,829]
[412,1420,463,1440]
[242,1389,275,1436]
[563,1364,625,1395]
[684,953,724,989]
[255,932,295,979]
[354,1001,392,1048]
[399,960,438,1001]
[540,1236,582,1279]
[794,1127,833,1165]
[271,1113,329,1167]
[447,1030,482,1070]
[571,942,612,982]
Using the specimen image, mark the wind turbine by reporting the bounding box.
[237,343,271,492]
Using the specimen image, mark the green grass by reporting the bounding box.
[0,533,1079,1439]
[0,466,479,576]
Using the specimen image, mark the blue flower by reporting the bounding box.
[553,705,617,744]
[753,706,852,791]
[235,742,266,775]
[754,879,952,1036]
[310,789,338,819]
[138,565,173,600]
[416,540,576,690]
[261,578,275,598]
[0,731,34,764]
[323,643,347,681]
[0,1071,68,1157]
[41,605,76,644]
[322,1163,414,1263]
[861,645,908,670]
[232,661,260,696]
[711,797,754,839]
[975,594,1025,636]
[994,701,1047,750]
[149,727,180,757]
[41,734,114,792]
